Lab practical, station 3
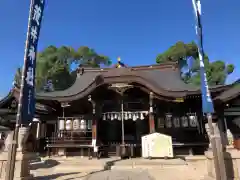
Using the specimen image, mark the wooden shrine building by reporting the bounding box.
[0,62,239,158]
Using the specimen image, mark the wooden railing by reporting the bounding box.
[46,130,92,146]
[45,130,209,157]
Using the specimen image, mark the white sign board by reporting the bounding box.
[141,133,173,158]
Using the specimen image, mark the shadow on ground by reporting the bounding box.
[33,158,123,179]
[30,159,60,170]
[34,172,80,180]
[65,170,106,180]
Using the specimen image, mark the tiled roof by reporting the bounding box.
[215,84,240,102]
[34,63,230,102]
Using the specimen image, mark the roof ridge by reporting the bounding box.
[77,62,177,73]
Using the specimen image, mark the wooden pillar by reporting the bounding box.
[88,95,97,143]
[149,92,155,133]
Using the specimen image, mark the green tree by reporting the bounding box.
[156,41,235,86]
[14,46,111,91]
[74,46,111,67]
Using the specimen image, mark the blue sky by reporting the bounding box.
[0,0,239,97]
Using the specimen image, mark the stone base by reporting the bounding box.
[0,151,36,180]
[205,148,240,179]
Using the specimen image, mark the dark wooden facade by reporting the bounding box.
[0,62,239,157]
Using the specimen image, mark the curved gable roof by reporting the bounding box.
[35,63,231,102]
[215,84,240,102]
[0,88,56,113]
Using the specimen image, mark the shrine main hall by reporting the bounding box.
[0,61,239,157]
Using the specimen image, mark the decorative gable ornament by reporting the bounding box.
[11,100,17,108]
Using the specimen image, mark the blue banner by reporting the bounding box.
[192,0,214,113]
[21,0,45,125]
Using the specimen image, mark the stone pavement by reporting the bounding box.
[34,169,155,180]
[31,157,208,180]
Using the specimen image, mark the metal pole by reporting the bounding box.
[5,1,34,180]
[207,113,227,180]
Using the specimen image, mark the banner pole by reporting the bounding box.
[5,0,45,179]
[191,0,227,179]
[5,1,34,180]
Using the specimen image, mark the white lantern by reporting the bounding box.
[87,120,92,129]
[165,114,172,128]
[66,120,72,130]
[107,113,110,120]
[132,114,137,121]
[181,116,188,127]
[189,115,198,127]
[140,113,144,120]
[128,112,132,119]
[111,113,114,120]
[59,119,65,130]
[103,114,106,121]
[114,113,118,119]
[124,113,128,120]
[136,113,139,119]
[173,117,180,128]
[118,113,121,121]
[73,119,80,130]
[80,119,87,130]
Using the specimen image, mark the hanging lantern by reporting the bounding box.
[87,120,92,129]
[128,112,132,120]
[110,113,114,120]
[66,119,72,130]
[133,114,137,121]
[140,112,144,120]
[173,117,180,128]
[124,112,128,120]
[73,119,80,130]
[165,113,172,128]
[59,119,65,130]
[114,113,118,119]
[107,113,110,120]
[189,115,198,127]
[181,116,188,127]
[118,113,121,121]
[103,113,106,121]
[80,119,87,130]
[136,113,139,120]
